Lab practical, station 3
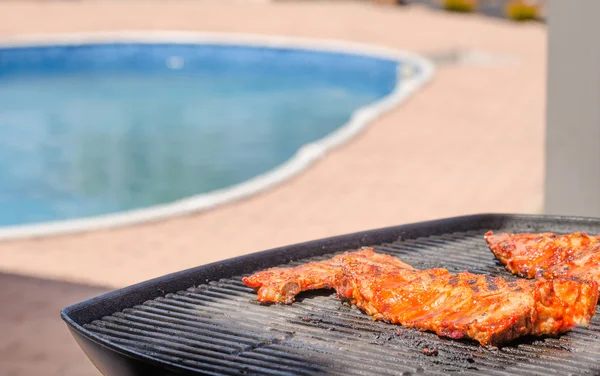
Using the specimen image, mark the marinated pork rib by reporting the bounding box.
[242,248,413,304]
[243,248,598,346]
[485,231,600,284]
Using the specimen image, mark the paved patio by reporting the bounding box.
[0,1,546,375]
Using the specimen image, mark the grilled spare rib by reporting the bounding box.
[243,248,598,346]
[485,231,600,284]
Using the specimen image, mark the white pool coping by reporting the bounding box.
[0,31,435,240]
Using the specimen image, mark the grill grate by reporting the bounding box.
[84,230,600,375]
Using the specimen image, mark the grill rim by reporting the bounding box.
[61,213,600,375]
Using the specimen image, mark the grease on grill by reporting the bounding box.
[422,347,438,356]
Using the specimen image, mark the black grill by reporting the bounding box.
[62,214,600,375]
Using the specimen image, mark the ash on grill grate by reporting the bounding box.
[84,230,600,376]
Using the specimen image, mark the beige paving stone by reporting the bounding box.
[0,1,546,288]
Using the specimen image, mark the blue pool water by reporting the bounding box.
[0,43,400,226]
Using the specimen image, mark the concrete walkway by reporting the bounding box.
[0,1,546,374]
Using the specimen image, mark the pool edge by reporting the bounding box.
[0,31,435,240]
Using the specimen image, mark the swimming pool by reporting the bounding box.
[0,33,433,237]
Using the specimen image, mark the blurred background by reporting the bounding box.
[0,0,557,375]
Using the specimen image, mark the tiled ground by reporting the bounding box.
[0,1,546,374]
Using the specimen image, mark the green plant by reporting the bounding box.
[505,0,539,21]
[442,0,477,13]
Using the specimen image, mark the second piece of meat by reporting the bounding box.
[485,231,600,290]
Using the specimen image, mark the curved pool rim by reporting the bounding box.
[0,31,435,240]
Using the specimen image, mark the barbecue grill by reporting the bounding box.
[61,214,600,375]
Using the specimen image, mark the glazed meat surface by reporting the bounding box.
[243,248,598,346]
[243,248,413,304]
[485,231,600,283]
